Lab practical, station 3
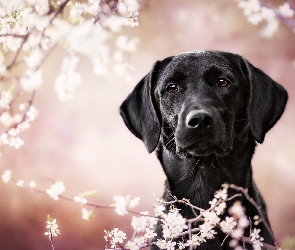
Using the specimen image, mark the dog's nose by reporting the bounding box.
[186,110,213,129]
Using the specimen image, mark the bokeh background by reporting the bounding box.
[1,0,295,249]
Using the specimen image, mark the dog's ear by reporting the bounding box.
[245,61,288,143]
[120,59,172,152]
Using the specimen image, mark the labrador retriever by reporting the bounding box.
[120,50,288,249]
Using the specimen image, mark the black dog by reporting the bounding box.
[120,50,288,249]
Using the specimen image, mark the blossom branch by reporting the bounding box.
[228,184,277,247]
[0,0,141,152]
[1,169,282,250]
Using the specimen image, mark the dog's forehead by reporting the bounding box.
[176,50,206,56]
[174,50,228,63]
[160,50,232,78]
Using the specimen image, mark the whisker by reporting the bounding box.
[211,157,216,168]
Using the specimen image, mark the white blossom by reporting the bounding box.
[278,3,294,18]
[113,195,141,216]
[220,216,237,234]
[229,201,245,218]
[161,209,188,239]
[260,19,279,38]
[214,201,226,215]
[154,204,166,216]
[116,36,139,52]
[74,196,88,205]
[143,228,157,240]
[231,227,244,239]
[106,228,127,248]
[46,181,65,200]
[199,222,217,239]
[26,106,38,122]
[1,170,11,183]
[24,48,43,69]
[133,236,145,246]
[103,15,126,33]
[202,211,220,225]
[55,55,81,101]
[156,239,176,250]
[129,196,140,208]
[238,215,249,228]
[114,195,128,215]
[16,179,25,187]
[250,228,264,250]
[186,234,205,248]
[28,181,36,188]
[20,69,43,92]
[44,216,60,238]
[125,240,140,250]
[0,91,12,109]
[81,208,93,221]
[214,187,228,200]
[236,0,280,38]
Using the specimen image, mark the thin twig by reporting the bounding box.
[49,235,56,250]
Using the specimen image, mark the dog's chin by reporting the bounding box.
[175,140,231,158]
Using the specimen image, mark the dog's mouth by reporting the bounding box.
[176,140,230,157]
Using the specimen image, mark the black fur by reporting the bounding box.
[120,50,288,249]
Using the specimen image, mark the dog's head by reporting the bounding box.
[120,51,288,157]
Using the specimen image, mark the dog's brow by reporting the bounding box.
[220,64,232,71]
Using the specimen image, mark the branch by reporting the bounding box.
[228,184,277,247]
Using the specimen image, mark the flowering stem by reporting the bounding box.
[241,236,277,250]
[6,32,30,70]
[260,0,295,33]
[228,184,277,247]
[49,235,56,250]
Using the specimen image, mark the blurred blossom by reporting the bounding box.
[81,208,93,221]
[1,170,11,183]
[278,3,294,18]
[55,55,81,101]
[113,195,140,215]
[74,196,88,205]
[0,0,141,150]
[236,0,294,38]
[20,70,43,91]
[46,181,65,200]
[28,181,36,188]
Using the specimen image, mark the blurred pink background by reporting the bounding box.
[1,1,295,249]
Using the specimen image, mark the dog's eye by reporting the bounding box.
[218,78,231,87]
[166,83,179,93]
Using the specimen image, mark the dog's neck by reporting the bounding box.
[156,130,256,210]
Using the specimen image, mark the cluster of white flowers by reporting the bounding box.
[44,215,61,238]
[161,208,188,239]
[46,181,66,200]
[113,195,140,215]
[236,0,295,38]
[250,228,264,250]
[125,214,157,249]
[0,104,38,150]
[1,169,37,188]
[55,54,81,101]
[227,201,250,249]
[0,0,141,152]
[105,228,127,249]
[1,170,273,250]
